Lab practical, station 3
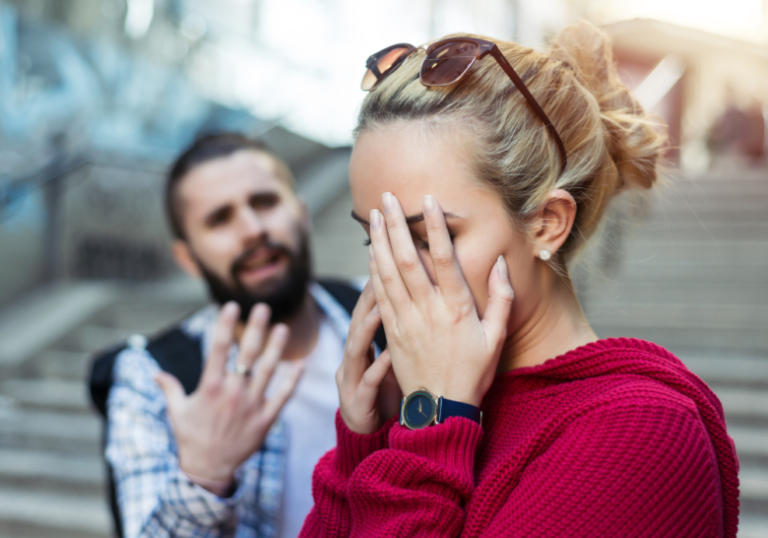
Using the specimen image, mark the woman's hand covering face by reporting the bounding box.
[336,283,402,435]
[368,192,514,408]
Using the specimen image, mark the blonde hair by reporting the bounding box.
[356,21,666,264]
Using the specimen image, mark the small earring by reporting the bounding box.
[539,249,552,261]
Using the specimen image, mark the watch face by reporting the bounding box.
[403,390,437,429]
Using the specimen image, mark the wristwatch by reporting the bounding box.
[399,389,482,430]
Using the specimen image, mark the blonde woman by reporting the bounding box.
[302,22,738,537]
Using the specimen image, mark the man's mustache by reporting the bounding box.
[230,241,295,278]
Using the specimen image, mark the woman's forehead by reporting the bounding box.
[349,125,480,212]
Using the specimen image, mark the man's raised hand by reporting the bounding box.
[155,302,304,493]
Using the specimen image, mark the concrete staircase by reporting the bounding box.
[0,280,206,537]
[577,169,768,537]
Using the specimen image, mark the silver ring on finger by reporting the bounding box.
[235,363,252,378]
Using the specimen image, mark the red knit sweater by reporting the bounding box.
[300,338,739,537]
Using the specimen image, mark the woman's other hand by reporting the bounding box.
[336,283,399,434]
[369,192,514,408]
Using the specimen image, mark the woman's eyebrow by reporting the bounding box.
[350,210,461,225]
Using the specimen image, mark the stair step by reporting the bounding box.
[660,180,768,193]
[591,325,768,353]
[577,282,768,307]
[647,206,768,223]
[0,379,90,412]
[33,350,92,381]
[739,516,768,538]
[630,222,768,241]
[728,427,768,462]
[0,283,118,368]
[665,173,768,184]
[741,466,768,502]
[662,182,768,195]
[717,389,768,419]
[606,261,768,285]
[587,303,768,330]
[0,408,101,455]
[62,325,135,354]
[602,240,768,264]
[667,173,768,185]
[681,355,768,389]
[0,487,111,538]
[100,302,202,334]
[716,389,768,428]
[0,448,103,495]
[658,193,768,207]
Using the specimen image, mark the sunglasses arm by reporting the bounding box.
[489,47,568,173]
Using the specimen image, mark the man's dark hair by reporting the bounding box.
[165,133,294,240]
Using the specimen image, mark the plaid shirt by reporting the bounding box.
[106,283,354,538]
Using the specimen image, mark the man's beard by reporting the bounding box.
[196,231,312,324]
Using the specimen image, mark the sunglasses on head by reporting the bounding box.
[361,37,567,173]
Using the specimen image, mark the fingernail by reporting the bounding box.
[423,195,436,214]
[274,323,290,339]
[497,255,508,280]
[224,302,239,318]
[254,303,270,322]
[382,192,395,213]
[368,245,375,261]
[370,209,382,229]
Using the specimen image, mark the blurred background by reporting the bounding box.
[0,0,766,536]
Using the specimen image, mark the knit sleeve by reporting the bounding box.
[314,417,484,537]
[300,411,395,538]
[482,399,724,537]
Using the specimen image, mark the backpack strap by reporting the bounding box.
[147,328,203,395]
[88,327,203,418]
[317,278,387,352]
[89,345,125,418]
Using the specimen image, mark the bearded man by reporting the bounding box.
[96,134,381,538]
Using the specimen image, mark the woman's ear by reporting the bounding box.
[531,189,577,259]
[172,240,202,278]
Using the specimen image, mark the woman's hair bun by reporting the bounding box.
[549,20,666,193]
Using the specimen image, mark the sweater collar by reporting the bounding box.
[491,337,687,391]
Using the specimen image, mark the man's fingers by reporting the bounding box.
[248,324,290,400]
[340,304,382,389]
[155,372,186,412]
[262,359,305,421]
[481,255,515,346]
[423,195,473,306]
[201,302,239,385]
[236,304,271,374]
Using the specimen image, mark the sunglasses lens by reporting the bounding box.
[420,41,478,86]
[361,69,378,91]
[361,46,413,91]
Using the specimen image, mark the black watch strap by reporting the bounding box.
[436,396,482,425]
